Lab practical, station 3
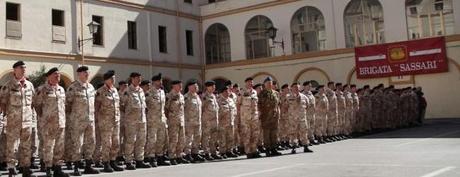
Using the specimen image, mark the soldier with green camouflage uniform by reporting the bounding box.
[258,77,281,156]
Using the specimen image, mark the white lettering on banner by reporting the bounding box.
[359,65,393,75]
[399,61,438,72]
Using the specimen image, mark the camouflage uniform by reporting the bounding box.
[335,90,346,135]
[145,86,168,158]
[183,92,201,155]
[33,83,66,167]
[165,91,185,159]
[95,85,121,162]
[238,88,260,154]
[351,91,360,132]
[1,77,35,168]
[230,92,241,148]
[287,92,309,146]
[303,91,316,141]
[218,95,236,154]
[344,90,354,135]
[66,81,97,162]
[278,93,290,142]
[201,92,219,155]
[315,93,329,137]
[258,89,280,150]
[326,89,338,136]
[121,85,147,162]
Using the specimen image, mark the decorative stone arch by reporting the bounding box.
[0,69,14,85]
[59,72,73,89]
[293,67,330,84]
[251,72,278,84]
[449,58,460,73]
[346,67,356,85]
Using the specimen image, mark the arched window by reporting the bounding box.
[205,23,231,64]
[406,0,454,39]
[245,15,273,59]
[344,0,384,48]
[291,6,326,53]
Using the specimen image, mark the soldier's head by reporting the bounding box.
[291,82,300,94]
[281,84,289,94]
[204,80,216,93]
[12,61,26,79]
[303,81,312,91]
[220,86,231,97]
[350,84,357,92]
[253,83,262,94]
[327,82,335,90]
[232,83,239,93]
[129,72,142,87]
[317,85,325,93]
[140,80,151,92]
[171,80,182,92]
[76,66,89,82]
[263,77,274,90]
[244,77,254,89]
[151,73,163,88]
[118,81,128,91]
[335,83,343,91]
[103,70,116,87]
[46,67,60,85]
[187,80,199,93]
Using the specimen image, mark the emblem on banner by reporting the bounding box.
[388,45,408,62]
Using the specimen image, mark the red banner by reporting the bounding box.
[355,37,449,79]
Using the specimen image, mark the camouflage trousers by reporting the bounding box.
[201,119,219,155]
[337,110,346,135]
[289,119,309,146]
[42,123,65,167]
[306,113,315,140]
[219,125,234,153]
[167,123,185,159]
[261,120,279,150]
[0,121,6,163]
[70,121,96,161]
[94,120,101,162]
[240,118,260,154]
[278,118,290,142]
[124,122,146,162]
[5,124,32,168]
[98,122,120,162]
[184,124,201,155]
[327,111,338,136]
[63,116,73,162]
[314,113,327,137]
[145,121,168,157]
[233,116,242,147]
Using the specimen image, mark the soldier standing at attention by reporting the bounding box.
[66,66,99,175]
[120,72,151,170]
[201,81,222,160]
[335,83,346,139]
[258,77,282,157]
[1,61,35,177]
[183,80,205,163]
[238,77,261,159]
[278,84,290,148]
[350,85,360,134]
[315,85,329,144]
[145,73,171,166]
[165,80,188,165]
[116,81,128,164]
[33,67,69,177]
[218,86,238,159]
[94,70,124,173]
[287,82,314,154]
[303,81,318,145]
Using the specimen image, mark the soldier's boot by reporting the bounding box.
[226,151,238,158]
[211,154,223,160]
[39,160,46,172]
[45,167,52,177]
[29,157,39,169]
[246,153,254,159]
[238,146,246,155]
[253,152,262,158]
[125,162,136,170]
[72,162,82,176]
[257,146,266,153]
[184,154,195,163]
[83,160,100,174]
[303,145,314,153]
[115,156,125,166]
[8,168,17,177]
[169,159,178,166]
[65,161,72,170]
[53,165,70,177]
[192,154,205,162]
[203,154,214,161]
[270,148,282,156]
[102,162,113,173]
[291,148,297,154]
[22,167,35,177]
[177,157,190,164]
[110,160,124,172]
[93,160,103,168]
[156,156,171,166]
[149,157,158,167]
[135,160,151,169]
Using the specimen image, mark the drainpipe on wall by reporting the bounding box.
[199,17,205,86]
[79,0,85,65]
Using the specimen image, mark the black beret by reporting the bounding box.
[363,85,370,89]
[46,67,59,77]
[281,84,289,89]
[103,70,115,80]
[204,80,215,87]
[264,76,273,83]
[291,82,300,87]
[12,61,25,68]
[350,84,357,88]
[187,80,197,87]
[232,83,239,88]
[317,85,324,89]
[76,66,89,72]
[327,82,335,86]
[303,81,311,86]
[220,86,230,93]
[140,80,151,86]
[118,81,127,85]
[253,83,262,89]
[130,72,141,78]
[244,77,253,82]
[335,83,343,86]
[224,80,232,87]
[151,73,162,81]
[171,80,182,85]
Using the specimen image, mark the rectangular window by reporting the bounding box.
[159,26,167,53]
[52,9,64,26]
[127,21,137,49]
[6,2,20,21]
[92,15,103,46]
[186,30,194,56]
